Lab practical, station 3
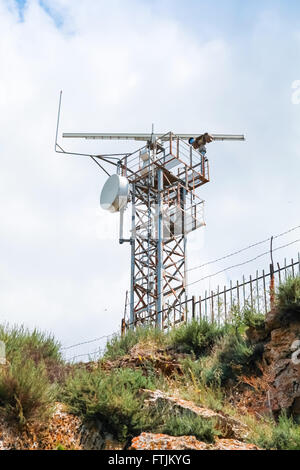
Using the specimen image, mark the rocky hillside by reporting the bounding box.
[0,276,300,451]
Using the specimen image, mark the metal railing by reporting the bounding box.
[121,132,209,187]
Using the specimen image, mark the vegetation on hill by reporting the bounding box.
[276,275,300,321]
[0,324,61,428]
[0,275,300,449]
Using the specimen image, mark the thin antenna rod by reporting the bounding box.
[54,91,127,174]
[90,156,110,177]
[55,91,63,152]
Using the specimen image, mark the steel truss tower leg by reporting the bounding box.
[156,168,163,329]
[129,177,187,330]
[130,184,136,328]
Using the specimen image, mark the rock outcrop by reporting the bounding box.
[142,389,248,440]
[102,343,183,377]
[0,403,122,450]
[263,312,300,417]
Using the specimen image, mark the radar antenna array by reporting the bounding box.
[56,92,245,330]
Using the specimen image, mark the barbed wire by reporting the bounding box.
[60,224,300,357]
[65,347,105,363]
[186,237,300,288]
[187,223,300,273]
[60,332,117,351]
[124,249,300,329]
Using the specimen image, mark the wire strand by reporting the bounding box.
[186,237,300,288]
[66,348,104,362]
[187,223,300,273]
[61,332,116,351]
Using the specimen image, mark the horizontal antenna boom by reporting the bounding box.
[62,132,245,142]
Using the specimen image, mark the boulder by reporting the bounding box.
[130,433,260,451]
[102,343,183,376]
[0,403,123,450]
[142,389,248,440]
[263,319,300,417]
[265,308,282,332]
[246,326,268,345]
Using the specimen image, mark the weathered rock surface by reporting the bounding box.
[102,343,183,376]
[263,317,300,416]
[265,308,282,332]
[142,389,248,440]
[246,325,268,345]
[130,433,260,451]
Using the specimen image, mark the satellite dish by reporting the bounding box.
[100,174,129,213]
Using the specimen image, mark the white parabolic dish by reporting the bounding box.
[100,174,129,212]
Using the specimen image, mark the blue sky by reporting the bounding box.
[15,0,63,25]
[14,0,300,32]
[1,0,300,357]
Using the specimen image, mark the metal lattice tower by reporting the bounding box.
[56,95,245,330]
[119,133,211,329]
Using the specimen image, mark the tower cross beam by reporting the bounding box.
[63,132,245,142]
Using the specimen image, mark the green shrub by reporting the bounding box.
[179,356,224,410]
[200,334,258,386]
[162,410,218,443]
[56,444,66,450]
[252,413,300,450]
[243,308,265,329]
[170,320,227,357]
[104,327,167,360]
[0,323,62,364]
[228,302,265,333]
[62,367,158,441]
[276,275,300,320]
[0,354,56,427]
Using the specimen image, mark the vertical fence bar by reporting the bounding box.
[205,290,208,321]
[263,270,267,314]
[211,291,214,324]
[284,258,287,280]
[237,281,240,311]
[277,262,281,284]
[121,318,126,337]
[298,253,300,275]
[224,286,227,323]
[173,304,176,328]
[242,275,246,309]
[256,270,260,313]
[250,275,253,310]
[199,296,202,322]
[230,280,233,312]
[292,259,295,278]
[192,296,195,320]
[270,263,275,311]
[217,286,220,326]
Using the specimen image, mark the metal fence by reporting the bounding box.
[123,253,300,333]
[192,255,300,326]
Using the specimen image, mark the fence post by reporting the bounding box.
[270,263,275,310]
[121,318,126,337]
[224,287,227,323]
[263,269,267,314]
[192,296,195,320]
[199,296,202,322]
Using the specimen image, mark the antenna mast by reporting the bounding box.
[57,97,245,329]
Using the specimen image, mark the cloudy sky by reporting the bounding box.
[1,0,300,359]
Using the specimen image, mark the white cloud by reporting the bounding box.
[1,0,300,355]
